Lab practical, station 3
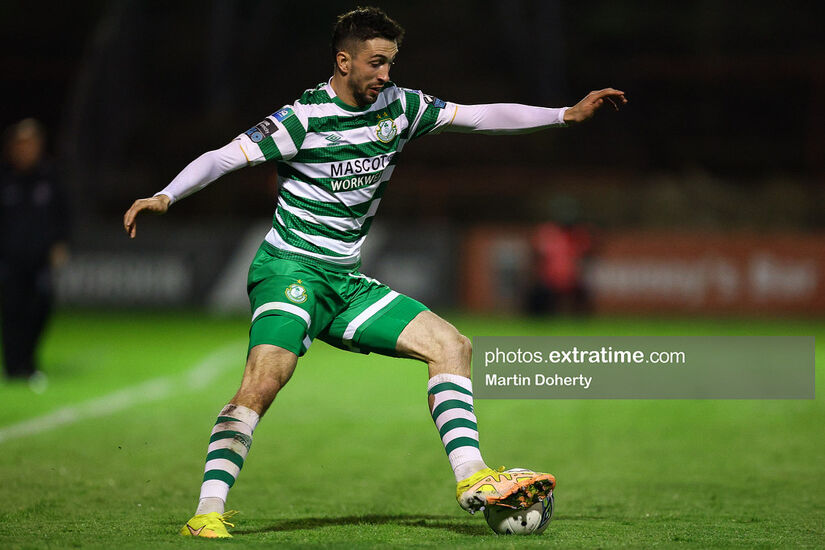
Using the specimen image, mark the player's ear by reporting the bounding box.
[336,51,350,75]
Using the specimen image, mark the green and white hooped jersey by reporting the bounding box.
[237,80,457,269]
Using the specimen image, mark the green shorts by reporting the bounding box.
[247,244,429,357]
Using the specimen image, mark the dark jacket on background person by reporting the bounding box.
[0,160,69,270]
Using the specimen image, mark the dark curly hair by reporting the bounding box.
[331,6,405,58]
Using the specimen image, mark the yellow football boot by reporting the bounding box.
[179,510,238,538]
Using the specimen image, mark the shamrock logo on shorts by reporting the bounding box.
[285,282,308,304]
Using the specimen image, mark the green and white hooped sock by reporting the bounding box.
[195,404,260,515]
[428,373,488,482]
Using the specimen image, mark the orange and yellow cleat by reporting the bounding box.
[456,467,555,513]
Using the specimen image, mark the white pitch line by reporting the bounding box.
[0,340,245,445]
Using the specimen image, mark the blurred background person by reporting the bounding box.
[527,196,595,316]
[0,118,70,388]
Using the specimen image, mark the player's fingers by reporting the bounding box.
[123,206,136,229]
[123,202,143,235]
[593,87,624,97]
[589,89,625,105]
[591,90,626,111]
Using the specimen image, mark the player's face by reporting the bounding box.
[347,38,398,106]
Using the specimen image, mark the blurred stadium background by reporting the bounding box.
[3,0,823,316]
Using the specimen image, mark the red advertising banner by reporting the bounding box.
[462,228,825,315]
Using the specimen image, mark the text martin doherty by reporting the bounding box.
[485,373,593,389]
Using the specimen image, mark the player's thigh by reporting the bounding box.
[320,274,428,357]
[395,310,472,373]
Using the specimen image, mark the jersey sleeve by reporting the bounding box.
[236,104,308,164]
[446,103,568,134]
[401,89,458,141]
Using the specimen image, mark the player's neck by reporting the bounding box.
[330,74,363,109]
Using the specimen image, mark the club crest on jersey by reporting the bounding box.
[375,114,397,143]
[285,282,308,304]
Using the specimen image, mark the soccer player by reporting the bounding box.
[124,7,626,538]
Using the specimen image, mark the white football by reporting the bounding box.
[483,493,554,535]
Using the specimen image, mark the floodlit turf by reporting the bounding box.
[0,311,823,548]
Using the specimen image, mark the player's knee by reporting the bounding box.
[454,332,472,362]
[455,333,472,376]
[430,328,472,376]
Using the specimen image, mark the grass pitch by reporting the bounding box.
[0,311,823,548]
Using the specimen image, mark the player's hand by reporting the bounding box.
[123,194,171,239]
[563,88,627,124]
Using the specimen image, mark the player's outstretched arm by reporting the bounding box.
[563,88,627,124]
[444,88,627,135]
[122,140,249,239]
[123,194,171,239]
